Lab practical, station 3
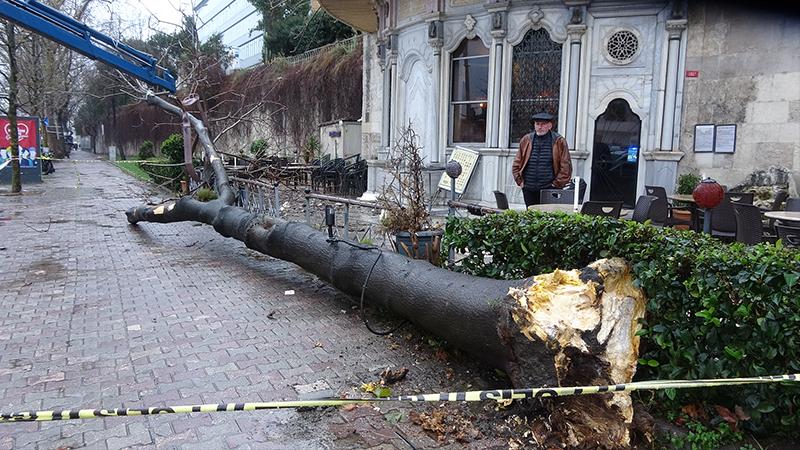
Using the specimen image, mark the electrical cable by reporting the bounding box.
[326,236,408,335]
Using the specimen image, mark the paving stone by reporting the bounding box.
[0,151,501,449]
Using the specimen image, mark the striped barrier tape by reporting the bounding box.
[1,373,796,423]
[2,157,171,164]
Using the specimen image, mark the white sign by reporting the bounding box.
[714,124,736,153]
[693,124,714,153]
[437,147,480,195]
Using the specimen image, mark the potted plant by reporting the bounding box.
[672,172,701,229]
[378,124,443,263]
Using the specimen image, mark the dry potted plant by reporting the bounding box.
[378,124,442,263]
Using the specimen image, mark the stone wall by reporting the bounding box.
[679,3,800,195]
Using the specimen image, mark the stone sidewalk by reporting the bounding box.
[0,152,507,449]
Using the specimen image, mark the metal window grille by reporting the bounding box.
[510,29,562,144]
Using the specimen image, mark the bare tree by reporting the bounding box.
[2,19,21,192]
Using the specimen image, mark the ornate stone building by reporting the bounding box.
[319,1,800,206]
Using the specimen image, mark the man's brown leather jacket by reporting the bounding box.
[512,132,572,188]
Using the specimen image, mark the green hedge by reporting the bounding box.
[139,157,183,192]
[443,210,800,435]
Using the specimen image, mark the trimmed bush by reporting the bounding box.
[160,133,184,163]
[138,140,154,159]
[443,210,800,436]
[139,157,183,192]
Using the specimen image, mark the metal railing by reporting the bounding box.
[278,35,362,66]
[304,191,381,242]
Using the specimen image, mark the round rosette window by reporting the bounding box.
[605,29,640,65]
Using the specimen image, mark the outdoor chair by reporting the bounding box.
[644,185,690,228]
[709,192,754,240]
[763,191,789,231]
[580,201,623,219]
[785,198,800,212]
[631,195,658,223]
[775,223,800,248]
[493,190,509,210]
[732,202,776,245]
[540,189,574,204]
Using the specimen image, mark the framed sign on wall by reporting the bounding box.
[714,124,737,153]
[693,124,715,153]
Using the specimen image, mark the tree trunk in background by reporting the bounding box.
[125,94,648,448]
[4,20,21,193]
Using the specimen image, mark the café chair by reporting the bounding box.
[732,202,776,245]
[581,201,623,219]
[631,195,658,223]
[775,223,800,248]
[493,190,509,210]
[540,189,574,204]
[785,198,800,212]
[709,192,755,240]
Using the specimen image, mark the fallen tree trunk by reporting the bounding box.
[127,93,647,447]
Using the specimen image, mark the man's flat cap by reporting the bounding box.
[531,112,555,121]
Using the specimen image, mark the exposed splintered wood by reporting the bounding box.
[127,93,647,448]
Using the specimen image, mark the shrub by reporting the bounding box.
[677,173,702,195]
[138,140,154,159]
[195,188,218,202]
[443,211,800,436]
[139,157,183,192]
[160,133,184,163]
[250,139,269,158]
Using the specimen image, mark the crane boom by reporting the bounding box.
[0,0,177,93]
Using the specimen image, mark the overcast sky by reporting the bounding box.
[90,0,193,38]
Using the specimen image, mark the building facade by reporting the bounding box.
[323,0,800,206]
[195,0,263,70]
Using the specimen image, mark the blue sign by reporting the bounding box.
[627,146,638,163]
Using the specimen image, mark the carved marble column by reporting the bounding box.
[385,33,399,153]
[428,20,443,163]
[565,23,586,150]
[487,8,507,148]
[659,19,687,151]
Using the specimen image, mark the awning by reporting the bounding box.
[315,0,378,33]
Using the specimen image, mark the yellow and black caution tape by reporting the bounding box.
[1,373,796,423]
[2,157,171,164]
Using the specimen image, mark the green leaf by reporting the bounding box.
[724,345,744,361]
[373,387,392,398]
[784,272,799,288]
[665,388,676,400]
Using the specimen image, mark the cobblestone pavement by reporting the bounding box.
[0,152,511,449]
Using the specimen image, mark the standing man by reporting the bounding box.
[512,112,572,207]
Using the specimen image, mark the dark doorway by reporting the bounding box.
[590,99,641,208]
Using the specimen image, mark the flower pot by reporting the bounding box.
[393,230,443,262]
[671,209,692,230]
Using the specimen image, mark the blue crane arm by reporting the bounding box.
[0,0,177,93]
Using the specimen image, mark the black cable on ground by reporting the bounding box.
[326,237,408,335]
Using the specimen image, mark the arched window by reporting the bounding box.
[449,38,489,144]
[510,29,562,144]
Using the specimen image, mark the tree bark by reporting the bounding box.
[4,20,21,193]
[127,93,646,447]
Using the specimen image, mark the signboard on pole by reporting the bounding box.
[0,116,42,184]
[0,116,40,168]
[437,146,480,195]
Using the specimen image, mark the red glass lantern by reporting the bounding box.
[692,178,724,209]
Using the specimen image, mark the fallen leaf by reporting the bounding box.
[341,404,358,412]
[734,405,750,421]
[380,367,408,385]
[714,405,739,431]
[680,403,706,421]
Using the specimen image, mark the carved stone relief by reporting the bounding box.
[506,7,568,44]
